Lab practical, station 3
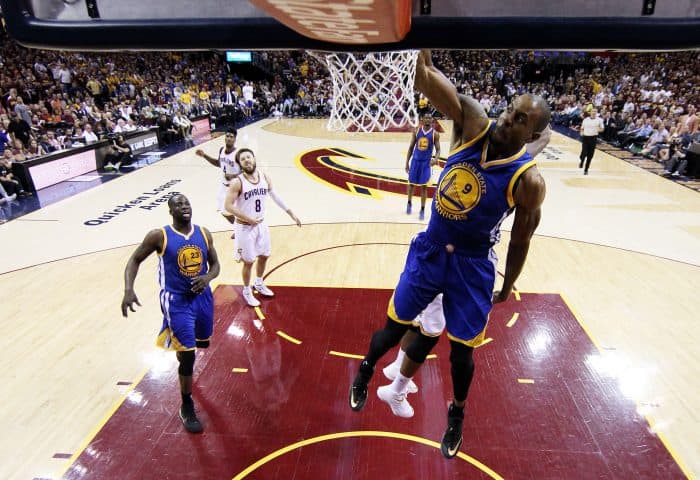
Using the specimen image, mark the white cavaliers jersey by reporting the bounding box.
[235,171,269,220]
[219,147,240,185]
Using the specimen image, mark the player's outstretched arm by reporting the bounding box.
[122,229,163,317]
[266,173,301,227]
[494,167,546,303]
[415,50,462,124]
[195,149,220,167]
[415,49,488,145]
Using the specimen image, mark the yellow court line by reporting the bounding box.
[513,290,521,301]
[276,330,302,345]
[558,292,694,480]
[506,312,520,328]
[517,379,535,384]
[254,306,265,320]
[232,368,249,373]
[57,368,149,478]
[559,293,602,351]
[475,338,493,348]
[329,350,364,359]
[232,430,504,480]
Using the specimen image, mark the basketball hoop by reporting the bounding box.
[310,50,419,133]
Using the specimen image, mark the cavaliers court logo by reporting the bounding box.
[177,245,203,277]
[295,147,447,199]
[436,164,486,221]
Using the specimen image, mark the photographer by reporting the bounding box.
[103,134,133,171]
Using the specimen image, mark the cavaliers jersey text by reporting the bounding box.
[235,172,269,220]
[158,225,210,294]
[426,121,536,255]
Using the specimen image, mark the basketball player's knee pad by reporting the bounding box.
[370,317,408,352]
[177,350,196,376]
[195,339,210,349]
[449,341,475,371]
[405,333,439,363]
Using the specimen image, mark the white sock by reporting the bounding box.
[390,372,411,395]
[243,285,251,293]
[394,348,406,367]
[255,277,264,285]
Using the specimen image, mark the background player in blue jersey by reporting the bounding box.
[349,49,550,459]
[405,113,441,220]
[121,194,220,433]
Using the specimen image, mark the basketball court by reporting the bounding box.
[1,118,698,479]
[0,0,699,478]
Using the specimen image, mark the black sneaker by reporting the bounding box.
[179,403,203,433]
[440,403,464,459]
[349,361,374,411]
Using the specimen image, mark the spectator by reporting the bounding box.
[103,134,133,171]
[157,114,179,145]
[26,138,47,158]
[0,150,32,197]
[172,111,193,141]
[81,123,99,144]
[7,113,32,148]
[640,121,670,160]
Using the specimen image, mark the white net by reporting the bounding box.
[310,50,419,133]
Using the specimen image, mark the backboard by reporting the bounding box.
[1,0,698,51]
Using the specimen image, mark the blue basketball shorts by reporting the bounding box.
[408,157,431,185]
[157,288,213,351]
[387,232,497,346]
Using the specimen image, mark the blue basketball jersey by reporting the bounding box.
[412,127,435,162]
[158,225,210,294]
[426,121,536,255]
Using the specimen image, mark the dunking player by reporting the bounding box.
[405,113,441,220]
[382,123,552,397]
[224,148,302,307]
[349,49,550,459]
[121,194,220,433]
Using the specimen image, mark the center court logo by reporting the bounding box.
[435,163,486,221]
[177,245,203,277]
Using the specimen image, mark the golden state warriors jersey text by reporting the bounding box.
[427,121,535,255]
[157,225,210,294]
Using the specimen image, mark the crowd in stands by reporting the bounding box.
[1,28,699,205]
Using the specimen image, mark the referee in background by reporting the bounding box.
[579,109,605,175]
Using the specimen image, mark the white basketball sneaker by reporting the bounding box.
[377,385,414,418]
[382,363,418,394]
[253,281,274,297]
[241,288,260,307]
